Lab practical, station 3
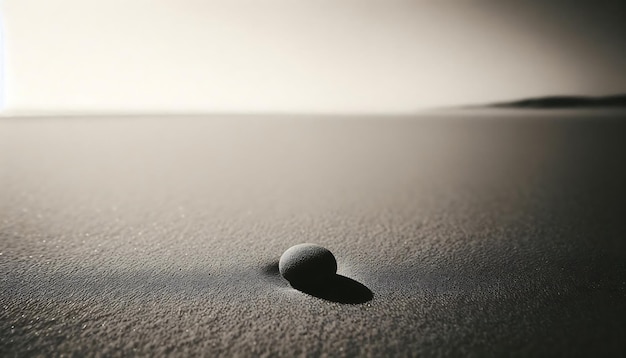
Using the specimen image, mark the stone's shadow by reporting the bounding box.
[262,261,373,304]
[290,275,373,304]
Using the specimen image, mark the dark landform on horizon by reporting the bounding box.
[487,94,626,109]
[3,94,626,117]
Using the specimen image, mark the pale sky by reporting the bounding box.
[1,0,625,113]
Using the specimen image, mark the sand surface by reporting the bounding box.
[1,111,625,356]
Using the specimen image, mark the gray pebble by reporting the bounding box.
[279,243,337,284]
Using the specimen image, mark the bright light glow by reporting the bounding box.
[1,0,625,114]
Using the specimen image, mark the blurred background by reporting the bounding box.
[1,0,625,115]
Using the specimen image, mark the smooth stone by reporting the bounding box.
[279,243,337,285]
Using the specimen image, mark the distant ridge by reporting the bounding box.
[488,94,626,109]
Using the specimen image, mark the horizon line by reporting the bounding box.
[2,93,625,118]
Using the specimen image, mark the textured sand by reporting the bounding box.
[1,112,625,356]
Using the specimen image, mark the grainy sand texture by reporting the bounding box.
[1,111,625,356]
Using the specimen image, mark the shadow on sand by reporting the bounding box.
[262,262,373,304]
